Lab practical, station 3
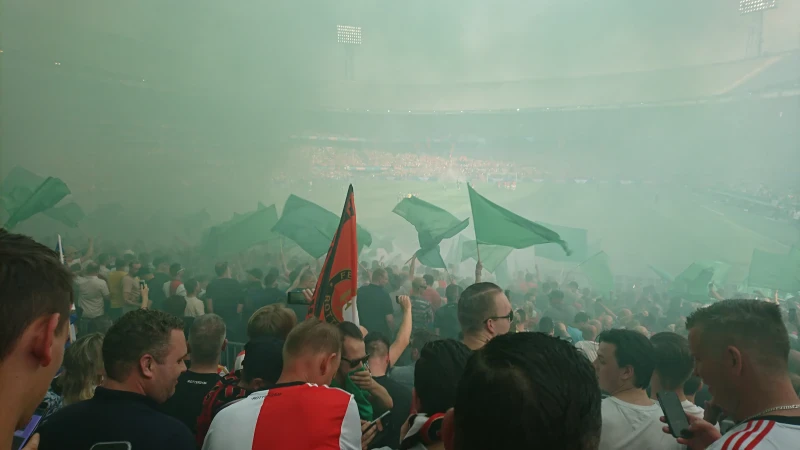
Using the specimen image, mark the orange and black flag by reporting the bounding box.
[308,185,360,325]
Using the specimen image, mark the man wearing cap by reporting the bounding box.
[148,256,172,311]
[164,263,187,298]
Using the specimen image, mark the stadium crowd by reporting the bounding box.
[2,228,800,450]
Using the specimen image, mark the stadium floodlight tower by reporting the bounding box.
[337,25,361,80]
[739,0,777,57]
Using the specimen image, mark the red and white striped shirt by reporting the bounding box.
[201,382,361,450]
[709,416,800,450]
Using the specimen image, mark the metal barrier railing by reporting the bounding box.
[220,341,246,372]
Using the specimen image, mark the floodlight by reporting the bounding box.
[337,25,362,45]
[739,0,777,15]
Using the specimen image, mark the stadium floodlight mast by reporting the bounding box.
[739,0,777,14]
[337,25,361,81]
[739,0,777,57]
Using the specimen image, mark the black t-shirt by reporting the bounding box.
[148,272,171,309]
[371,375,413,449]
[206,278,245,322]
[160,371,222,434]
[357,284,394,338]
[37,387,195,450]
[434,303,461,340]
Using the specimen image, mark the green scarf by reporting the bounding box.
[332,372,373,421]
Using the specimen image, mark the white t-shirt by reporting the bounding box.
[709,417,800,449]
[185,296,205,318]
[599,396,683,450]
[682,399,704,420]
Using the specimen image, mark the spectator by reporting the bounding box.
[410,277,434,332]
[422,274,443,311]
[683,376,703,405]
[390,329,440,391]
[58,333,105,407]
[649,332,705,419]
[357,268,395,339]
[202,319,369,450]
[37,309,194,450]
[538,316,555,336]
[242,268,265,319]
[148,256,171,310]
[262,268,284,306]
[458,282,513,351]
[668,300,800,449]
[205,262,245,341]
[333,322,394,421]
[0,230,73,450]
[233,303,297,372]
[543,289,578,326]
[195,335,284,446]
[107,259,128,320]
[446,333,602,450]
[165,294,194,340]
[594,329,677,450]
[366,333,413,449]
[97,253,112,278]
[163,263,186,298]
[434,284,463,340]
[183,278,205,318]
[161,314,226,433]
[76,262,110,335]
[576,324,599,362]
[121,260,143,314]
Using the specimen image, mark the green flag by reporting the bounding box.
[467,183,570,255]
[461,240,513,273]
[536,223,588,262]
[44,202,85,227]
[747,248,800,292]
[648,265,675,283]
[202,203,280,256]
[580,251,615,296]
[673,261,731,300]
[0,166,45,198]
[393,196,469,269]
[4,177,71,229]
[272,194,372,258]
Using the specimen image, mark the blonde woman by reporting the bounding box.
[58,333,105,406]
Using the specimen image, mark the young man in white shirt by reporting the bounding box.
[595,329,681,450]
[649,332,705,419]
[183,279,205,318]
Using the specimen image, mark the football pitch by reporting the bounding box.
[283,179,797,282]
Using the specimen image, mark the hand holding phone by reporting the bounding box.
[365,410,391,433]
[658,391,691,439]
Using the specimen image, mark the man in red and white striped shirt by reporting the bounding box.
[663,300,800,449]
[202,319,376,450]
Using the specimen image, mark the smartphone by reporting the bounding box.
[365,410,392,433]
[139,280,146,289]
[287,290,311,305]
[12,403,49,450]
[90,443,132,450]
[658,391,691,438]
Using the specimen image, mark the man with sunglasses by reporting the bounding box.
[459,282,514,351]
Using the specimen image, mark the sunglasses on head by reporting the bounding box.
[484,310,514,324]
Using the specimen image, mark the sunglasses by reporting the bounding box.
[342,354,370,367]
[484,310,515,324]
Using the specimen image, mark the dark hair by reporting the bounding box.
[549,289,565,302]
[458,282,503,333]
[410,329,440,351]
[164,295,187,318]
[102,309,185,381]
[574,312,590,325]
[153,256,169,268]
[414,339,472,415]
[567,281,579,289]
[371,268,387,284]
[0,230,73,359]
[241,337,284,384]
[446,284,464,304]
[423,274,435,287]
[598,329,655,389]
[338,321,363,341]
[538,317,555,334]
[169,263,182,277]
[650,332,694,391]
[365,332,391,358]
[184,278,199,295]
[214,262,228,277]
[683,376,702,396]
[97,253,110,265]
[686,299,790,371]
[454,333,602,450]
[85,262,100,275]
[188,314,227,365]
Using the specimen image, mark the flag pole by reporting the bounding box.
[466,183,482,264]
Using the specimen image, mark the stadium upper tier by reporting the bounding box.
[303,52,799,112]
